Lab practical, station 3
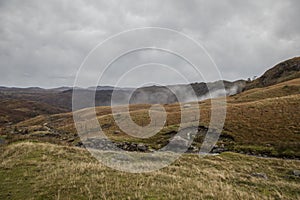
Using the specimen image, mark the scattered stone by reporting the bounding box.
[187,145,198,153]
[101,123,111,129]
[83,138,149,152]
[251,173,268,179]
[21,129,29,135]
[170,136,189,147]
[211,145,227,154]
[113,130,121,134]
[75,141,83,147]
[292,170,300,177]
[67,138,75,143]
[137,143,147,152]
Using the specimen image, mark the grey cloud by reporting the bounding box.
[0,0,299,88]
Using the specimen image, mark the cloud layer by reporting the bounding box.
[0,0,299,88]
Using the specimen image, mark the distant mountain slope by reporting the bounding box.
[246,57,300,90]
[0,98,67,126]
[0,80,245,111]
[1,56,299,112]
[129,80,245,105]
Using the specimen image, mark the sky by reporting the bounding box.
[0,0,299,88]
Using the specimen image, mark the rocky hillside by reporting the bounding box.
[246,57,300,90]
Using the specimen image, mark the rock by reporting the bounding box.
[75,141,83,147]
[67,138,75,143]
[292,170,300,177]
[137,144,147,152]
[188,145,198,152]
[114,154,131,161]
[115,142,148,152]
[183,104,191,108]
[101,123,111,129]
[123,144,129,150]
[171,136,189,147]
[113,130,121,134]
[251,173,268,179]
[211,148,224,154]
[22,129,29,135]
[211,145,227,154]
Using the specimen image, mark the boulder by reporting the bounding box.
[292,170,300,177]
[251,173,268,179]
[137,144,147,152]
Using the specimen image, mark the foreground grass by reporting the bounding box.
[0,142,299,200]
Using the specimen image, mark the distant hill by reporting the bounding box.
[246,57,300,90]
[0,98,67,126]
[0,56,299,115]
[128,80,245,105]
[0,80,246,111]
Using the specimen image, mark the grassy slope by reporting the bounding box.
[0,98,67,126]
[0,78,299,199]
[7,78,300,157]
[0,142,299,200]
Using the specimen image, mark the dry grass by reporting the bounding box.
[0,142,299,199]
[1,78,300,199]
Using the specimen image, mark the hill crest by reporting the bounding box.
[246,57,300,90]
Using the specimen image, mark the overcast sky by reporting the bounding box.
[0,0,299,88]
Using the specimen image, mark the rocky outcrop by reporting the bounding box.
[81,138,150,152]
[246,57,300,90]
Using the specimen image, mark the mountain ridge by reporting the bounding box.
[246,56,300,90]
